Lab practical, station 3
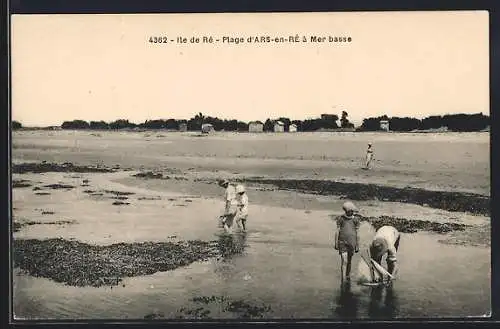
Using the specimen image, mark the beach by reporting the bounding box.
[12,130,491,319]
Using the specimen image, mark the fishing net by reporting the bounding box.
[356,250,384,284]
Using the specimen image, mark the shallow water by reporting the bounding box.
[13,231,490,320]
[13,174,491,319]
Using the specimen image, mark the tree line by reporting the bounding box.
[12,112,489,132]
[56,111,353,132]
[358,113,489,132]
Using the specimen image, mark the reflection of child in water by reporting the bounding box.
[368,285,398,318]
[365,143,374,169]
[334,201,360,282]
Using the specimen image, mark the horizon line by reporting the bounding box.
[12,111,489,128]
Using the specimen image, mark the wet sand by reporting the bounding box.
[11,131,491,319]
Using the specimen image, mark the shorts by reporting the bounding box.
[225,204,238,216]
[337,241,355,254]
[236,211,248,220]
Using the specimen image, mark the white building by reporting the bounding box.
[289,124,298,133]
[274,121,285,133]
[248,121,264,133]
[201,123,214,134]
[380,120,390,132]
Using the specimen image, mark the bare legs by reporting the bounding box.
[340,251,354,282]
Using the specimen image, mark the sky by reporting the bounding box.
[11,11,489,127]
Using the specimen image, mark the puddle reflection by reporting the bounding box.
[334,282,359,319]
[333,282,399,319]
[368,285,399,319]
[216,232,248,261]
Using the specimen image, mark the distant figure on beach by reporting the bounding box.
[369,225,401,282]
[334,201,360,282]
[235,184,249,232]
[365,143,374,169]
[218,179,238,233]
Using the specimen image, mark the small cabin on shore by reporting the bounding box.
[289,124,298,133]
[274,121,285,133]
[201,123,214,134]
[380,120,390,132]
[248,121,264,133]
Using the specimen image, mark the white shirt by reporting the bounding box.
[225,184,237,205]
[373,226,400,262]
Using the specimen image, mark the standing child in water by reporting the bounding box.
[365,143,374,169]
[218,179,237,233]
[334,201,361,282]
[235,184,249,232]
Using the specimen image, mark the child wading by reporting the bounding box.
[365,143,374,169]
[235,184,249,232]
[218,179,238,233]
[334,201,360,282]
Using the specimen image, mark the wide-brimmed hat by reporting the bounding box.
[370,237,388,259]
[235,184,245,194]
[342,201,358,213]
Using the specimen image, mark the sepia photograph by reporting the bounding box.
[10,11,490,320]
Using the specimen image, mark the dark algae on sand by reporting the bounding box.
[144,295,272,320]
[360,215,469,234]
[240,178,490,216]
[13,162,115,174]
[13,238,219,287]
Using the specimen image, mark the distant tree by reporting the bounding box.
[357,113,489,132]
[89,121,109,130]
[237,121,249,132]
[165,119,178,130]
[358,115,389,131]
[143,119,166,129]
[317,114,339,130]
[420,115,443,130]
[12,121,22,130]
[442,113,489,132]
[340,111,354,128]
[195,112,204,129]
[263,119,274,132]
[61,120,90,130]
[389,117,421,131]
[320,114,339,129]
[109,119,135,130]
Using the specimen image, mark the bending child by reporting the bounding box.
[369,225,401,282]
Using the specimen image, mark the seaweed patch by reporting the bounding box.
[13,238,219,287]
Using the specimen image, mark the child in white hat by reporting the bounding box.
[235,184,249,232]
[334,201,361,282]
